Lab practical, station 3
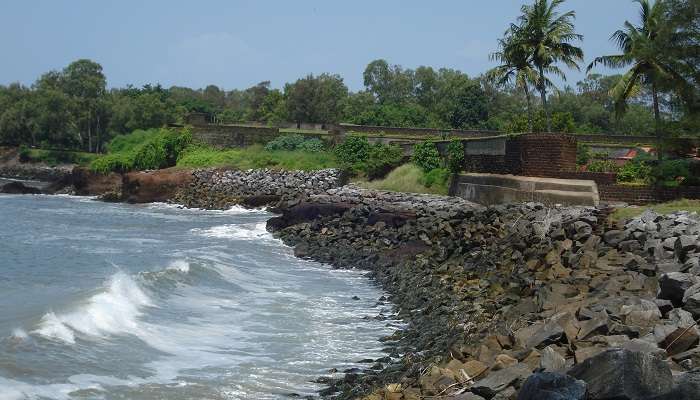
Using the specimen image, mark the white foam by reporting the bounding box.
[33,272,153,343]
[10,328,28,340]
[191,222,275,242]
[166,259,190,273]
[222,205,267,215]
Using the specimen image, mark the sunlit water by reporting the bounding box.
[0,194,399,399]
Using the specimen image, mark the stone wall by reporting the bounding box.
[192,124,279,148]
[335,123,500,138]
[173,168,346,209]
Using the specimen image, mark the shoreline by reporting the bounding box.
[3,167,700,399]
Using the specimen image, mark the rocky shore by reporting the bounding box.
[268,186,700,400]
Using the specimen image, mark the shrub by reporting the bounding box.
[297,138,325,152]
[412,141,441,172]
[421,168,450,188]
[365,143,404,179]
[588,160,620,173]
[18,145,30,163]
[89,128,192,173]
[617,160,653,184]
[446,139,465,173]
[334,136,370,165]
[358,164,448,195]
[654,159,690,186]
[264,134,307,151]
[576,143,591,166]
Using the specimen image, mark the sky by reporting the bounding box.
[0,0,641,92]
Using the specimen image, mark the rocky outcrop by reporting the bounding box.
[266,187,700,400]
[0,164,72,182]
[122,168,193,203]
[173,168,345,209]
[0,181,42,194]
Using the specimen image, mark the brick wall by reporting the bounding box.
[514,134,578,178]
[556,171,618,185]
[599,185,700,204]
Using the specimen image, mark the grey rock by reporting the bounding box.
[541,345,567,372]
[604,230,628,246]
[471,363,532,399]
[515,320,565,350]
[645,371,700,400]
[659,273,700,306]
[517,372,587,400]
[567,349,673,400]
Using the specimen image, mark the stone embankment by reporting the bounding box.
[0,164,72,182]
[267,186,700,400]
[173,168,345,209]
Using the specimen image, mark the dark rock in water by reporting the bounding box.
[659,273,700,306]
[471,363,532,398]
[267,202,354,231]
[568,349,673,400]
[0,181,41,194]
[242,195,281,208]
[517,372,587,400]
[645,371,700,400]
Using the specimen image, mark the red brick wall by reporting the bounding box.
[511,134,578,178]
[557,171,618,185]
[599,185,700,204]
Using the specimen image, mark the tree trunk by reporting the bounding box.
[652,82,663,162]
[538,65,551,133]
[524,84,533,133]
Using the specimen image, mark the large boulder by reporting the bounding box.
[645,371,700,400]
[658,273,700,306]
[517,372,587,400]
[567,349,673,400]
[471,363,532,399]
[0,181,41,194]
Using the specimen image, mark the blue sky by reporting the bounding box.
[0,0,640,91]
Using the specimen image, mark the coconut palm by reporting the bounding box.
[588,0,687,161]
[488,33,540,132]
[515,0,584,132]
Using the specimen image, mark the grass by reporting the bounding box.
[356,163,449,195]
[26,149,98,166]
[612,199,700,222]
[176,145,339,171]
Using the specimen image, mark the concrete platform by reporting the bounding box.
[452,173,599,206]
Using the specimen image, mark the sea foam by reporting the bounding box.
[34,272,153,344]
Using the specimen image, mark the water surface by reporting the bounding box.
[0,194,397,399]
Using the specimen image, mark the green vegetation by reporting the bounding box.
[446,139,465,173]
[411,141,441,172]
[20,147,98,166]
[264,134,325,152]
[89,128,192,174]
[333,136,404,178]
[358,164,449,195]
[612,199,700,222]
[176,145,337,171]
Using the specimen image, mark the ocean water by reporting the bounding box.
[0,194,398,399]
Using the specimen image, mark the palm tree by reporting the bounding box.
[515,0,584,132]
[488,33,540,132]
[588,0,686,161]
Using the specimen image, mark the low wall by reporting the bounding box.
[556,171,618,186]
[599,184,700,205]
[450,173,599,206]
[336,123,500,138]
[192,125,279,148]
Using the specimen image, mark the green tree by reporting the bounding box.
[285,73,348,125]
[513,0,584,132]
[588,0,691,159]
[60,59,107,152]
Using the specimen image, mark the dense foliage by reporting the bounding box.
[89,128,192,173]
[411,141,442,172]
[333,136,404,178]
[264,134,325,152]
[176,145,337,171]
[446,139,465,173]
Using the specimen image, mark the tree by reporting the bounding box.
[488,30,540,131]
[513,0,584,132]
[61,59,107,152]
[588,0,691,159]
[363,59,414,104]
[285,73,348,125]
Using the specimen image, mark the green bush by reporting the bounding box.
[176,145,337,171]
[576,143,591,166]
[358,164,448,195]
[654,159,690,186]
[89,128,192,173]
[588,159,620,173]
[617,160,653,184]
[446,139,465,173]
[334,136,370,165]
[18,145,30,163]
[264,134,307,151]
[412,141,441,172]
[297,138,325,152]
[365,143,404,179]
[421,168,450,188]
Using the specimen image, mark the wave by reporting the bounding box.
[191,222,276,242]
[33,272,153,344]
[147,203,268,215]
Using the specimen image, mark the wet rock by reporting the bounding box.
[517,372,587,400]
[568,349,673,400]
[0,181,41,194]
